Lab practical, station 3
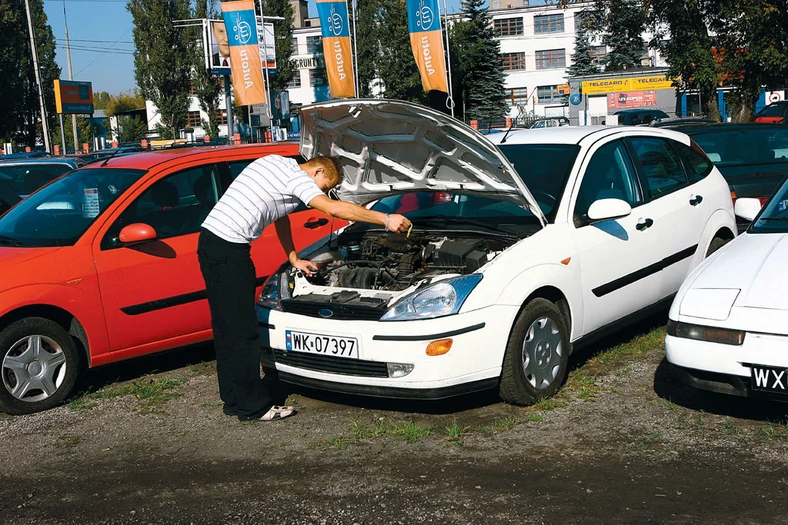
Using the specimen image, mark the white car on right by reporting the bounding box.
[666,180,788,401]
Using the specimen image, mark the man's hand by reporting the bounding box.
[292,258,318,276]
[386,213,411,234]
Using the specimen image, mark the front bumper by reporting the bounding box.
[257,303,519,399]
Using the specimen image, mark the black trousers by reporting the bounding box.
[197,228,271,419]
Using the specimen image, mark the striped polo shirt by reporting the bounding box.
[201,155,323,243]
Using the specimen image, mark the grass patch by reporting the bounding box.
[396,421,431,443]
[444,422,471,443]
[68,376,189,413]
[534,397,562,411]
[492,416,519,432]
[592,327,666,367]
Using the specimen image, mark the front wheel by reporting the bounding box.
[499,298,569,405]
[0,318,81,415]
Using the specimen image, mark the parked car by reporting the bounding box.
[254,99,736,408]
[665,179,788,401]
[526,117,570,129]
[0,152,50,160]
[0,157,84,199]
[614,108,670,126]
[754,101,788,123]
[0,179,21,215]
[648,117,716,128]
[0,143,345,415]
[664,123,788,231]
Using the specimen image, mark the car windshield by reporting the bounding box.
[498,143,581,221]
[0,162,75,196]
[0,167,146,247]
[750,178,788,234]
[691,128,788,166]
[757,104,786,117]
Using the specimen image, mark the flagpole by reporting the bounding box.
[351,0,360,97]
[440,0,455,117]
[256,0,273,120]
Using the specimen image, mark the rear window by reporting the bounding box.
[757,103,788,118]
[691,128,788,166]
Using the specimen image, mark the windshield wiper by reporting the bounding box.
[413,217,519,237]
[0,235,23,246]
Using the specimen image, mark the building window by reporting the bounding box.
[186,111,201,128]
[500,52,526,71]
[535,48,566,69]
[307,36,322,54]
[494,17,523,37]
[534,14,564,34]
[291,37,298,53]
[591,45,607,66]
[537,85,568,104]
[574,11,593,31]
[218,111,227,125]
[507,87,528,106]
[310,68,327,87]
[288,71,302,88]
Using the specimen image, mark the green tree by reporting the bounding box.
[566,25,600,78]
[118,115,149,142]
[192,0,222,138]
[261,0,295,92]
[102,90,147,116]
[128,0,193,139]
[449,0,507,122]
[355,0,379,98]
[1,0,60,149]
[371,0,424,102]
[594,0,646,71]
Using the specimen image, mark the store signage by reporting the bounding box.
[582,75,673,95]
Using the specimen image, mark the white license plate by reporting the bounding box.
[285,330,359,359]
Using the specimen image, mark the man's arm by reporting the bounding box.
[274,216,317,275]
[307,194,411,233]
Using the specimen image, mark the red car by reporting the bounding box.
[0,143,345,414]
[754,101,788,124]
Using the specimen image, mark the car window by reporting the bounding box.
[102,165,220,249]
[574,140,642,223]
[629,137,688,199]
[673,140,713,182]
[227,155,307,181]
[692,128,788,166]
[0,163,74,196]
[758,104,787,118]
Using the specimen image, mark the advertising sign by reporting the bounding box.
[406,0,448,93]
[54,80,94,114]
[220,2,267,105]
[316,0,356,98]
[207,18,276,76]
[583,75,673,95]
[607,91,657,109]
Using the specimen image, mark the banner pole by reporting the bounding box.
[441,0,454,117]
[257,0,273,119]
[351,0,359,97]
[225,75,234,138]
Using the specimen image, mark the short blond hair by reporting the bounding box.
[303,155,344,185]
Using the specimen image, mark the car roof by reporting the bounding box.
[0,157,81,166]
[486,125,689,146]
[663,122,788,133]
[86,142,301,170]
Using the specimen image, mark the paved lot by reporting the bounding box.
[1,317,787,524]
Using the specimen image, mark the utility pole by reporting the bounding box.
[63,0,79,152]
[24,0,51,153]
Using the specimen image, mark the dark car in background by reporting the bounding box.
[0,157,84,210]
[665,123,788,230]
[614,108,670,126]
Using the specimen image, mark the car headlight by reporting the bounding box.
[380,274,482,321]
[667,320,745,346]
[258,271,293,310]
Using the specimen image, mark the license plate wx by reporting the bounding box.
[285,330,359,359]
[751,365,788,394]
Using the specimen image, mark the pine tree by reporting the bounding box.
[450,0,507,123]
[128,0,194,139]
[566,27,600,77]
[372,0,425,102]
[599,0,646,71]
[355,0,379,98]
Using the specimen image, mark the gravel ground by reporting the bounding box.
[1,318,788,524]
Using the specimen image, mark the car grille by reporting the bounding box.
[270,349,389,378]
[280,299,384,321]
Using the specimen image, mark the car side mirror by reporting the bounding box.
[587,198,632,222]
[734,198,762,222]
[119,223,157,244]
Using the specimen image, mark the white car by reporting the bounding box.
[666,183,788,401]
[257,99,736,405]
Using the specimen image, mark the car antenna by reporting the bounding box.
[500,121,517,144]
[99,148,124,167]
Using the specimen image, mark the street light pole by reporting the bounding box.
[24,0,51,153]
[63,0,79,152]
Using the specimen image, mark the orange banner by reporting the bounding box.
[407,0,448,93]
[316,0,356,98]
[221,1,267,105]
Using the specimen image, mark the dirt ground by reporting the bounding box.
[1,317,787,525]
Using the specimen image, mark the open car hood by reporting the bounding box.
[299,99,547,226]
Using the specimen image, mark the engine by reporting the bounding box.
[307,233,507,291]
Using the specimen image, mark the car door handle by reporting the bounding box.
[689,195,703,206]
[304,217,329,229]
[636,218,654,231]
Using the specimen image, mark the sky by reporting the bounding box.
[43,0,544,95]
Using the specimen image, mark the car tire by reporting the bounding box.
[705,236,729,258]
[0,318,81,415]
[499,298,569,406]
